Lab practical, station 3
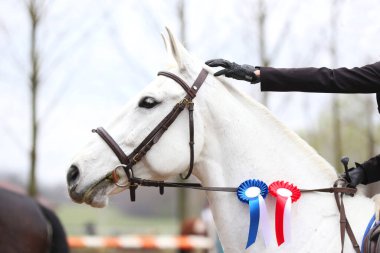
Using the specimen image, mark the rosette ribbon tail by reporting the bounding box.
[246,196,260,248]
[237,179,270,249]
[269,181,301,247]
[275,195,291,246]
[258,195,271,246]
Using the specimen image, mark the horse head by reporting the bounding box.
[67,28,208,207]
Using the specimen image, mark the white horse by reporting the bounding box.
[67,28,375,252]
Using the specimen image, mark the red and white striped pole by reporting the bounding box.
[68,235,213,250]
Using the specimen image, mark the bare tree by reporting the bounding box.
[27,0,42,196]
[330,0,343,171]
[24,0,106,196]
[252,0,297,107]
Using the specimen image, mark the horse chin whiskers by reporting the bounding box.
[110,185,127,195]
[83,176,115,207]
[87,194,109,208]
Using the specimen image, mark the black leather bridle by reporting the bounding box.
[92,69,238,201]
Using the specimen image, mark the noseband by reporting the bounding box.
[92,69,211,201]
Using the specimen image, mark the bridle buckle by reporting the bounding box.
[180,98,193,107]
[132,153,142,164]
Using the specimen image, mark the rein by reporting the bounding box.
[92,68,360,252]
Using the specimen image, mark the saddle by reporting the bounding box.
[362,222,380,253]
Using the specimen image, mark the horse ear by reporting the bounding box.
[161,32,168,52]
[163,27,186,71]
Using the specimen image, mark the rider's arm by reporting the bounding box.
[360,154,380,185]
[259,62,380,93]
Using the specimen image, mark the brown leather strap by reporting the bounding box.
[300,186,357,194]
[158,71,196,98]
[190,69,209,96]
[130,178,237,192]
[180,102,195,179]
[303,183,360,253]
[157,69,208,99]
[92,127,130,165]
[180,69,208,179]
[128,101,187,164]
[334,179,360,253]
[130,69,208,167]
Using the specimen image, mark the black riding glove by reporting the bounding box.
[205,59,260,84]
[343,154,380,187]
[344,163,366,188]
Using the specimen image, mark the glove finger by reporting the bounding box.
[205,59,217,65]
[214,69,228,77]
[206,59,231,68]
[205,59,223,67]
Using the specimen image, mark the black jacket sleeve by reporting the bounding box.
[360,154,380,185]
[260,62,380,185]
[260,62,380,93]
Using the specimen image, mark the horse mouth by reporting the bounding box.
[69,174,128,208]
[82,179,113,207]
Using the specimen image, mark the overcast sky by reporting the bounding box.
[1,0,380,187]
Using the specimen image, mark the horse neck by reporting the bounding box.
[194,77,337,190]
[191,77,338,251]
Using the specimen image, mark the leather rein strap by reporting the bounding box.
[92,68,359,252]
[333,180,361,253]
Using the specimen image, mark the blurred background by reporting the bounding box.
[1,0,380,252]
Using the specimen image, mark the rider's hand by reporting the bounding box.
[205,59,260,84]
[343,154,380,187]
[342,163,366,188]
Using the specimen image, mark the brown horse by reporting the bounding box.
[0,187,69,253]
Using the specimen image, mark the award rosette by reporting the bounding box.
[237,179,271,248]
[269,181,301,246]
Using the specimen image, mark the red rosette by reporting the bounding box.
[269,181,301,202]
[268,181,301,246]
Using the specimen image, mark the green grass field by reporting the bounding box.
[57,203,179,236]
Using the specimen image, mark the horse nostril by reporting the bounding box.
[67,165,80,186]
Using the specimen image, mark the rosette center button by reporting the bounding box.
[277,188,293,197]
[245,187,261,198]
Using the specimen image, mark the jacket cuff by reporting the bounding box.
[360,154,380,184]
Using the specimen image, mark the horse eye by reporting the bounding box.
[138,96,160,109]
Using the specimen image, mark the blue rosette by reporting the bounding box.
[237,179,270,248]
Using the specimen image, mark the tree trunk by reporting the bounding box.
[331,96,343,171]
[27,0,40,197]
[330,0,343,171]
